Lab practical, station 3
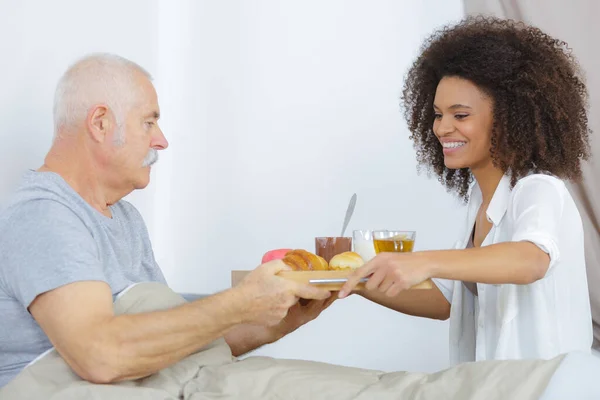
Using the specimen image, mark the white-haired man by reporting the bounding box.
[0,53,332,387]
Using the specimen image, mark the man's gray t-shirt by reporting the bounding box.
[0,171,166,387]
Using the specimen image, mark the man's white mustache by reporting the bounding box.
[142,149,159,167]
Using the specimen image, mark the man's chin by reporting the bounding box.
[134,171,151,189]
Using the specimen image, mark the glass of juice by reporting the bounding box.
[372,230,416,253]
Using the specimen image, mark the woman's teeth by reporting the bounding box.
[442,142,466,149]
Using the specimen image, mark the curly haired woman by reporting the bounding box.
[340,17,593,363]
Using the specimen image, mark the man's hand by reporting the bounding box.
[224,262,334,356]
[224,293,337,356]
[235,260,332,326]
[269,294,337,340]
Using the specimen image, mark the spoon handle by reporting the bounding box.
[340,193,357,237]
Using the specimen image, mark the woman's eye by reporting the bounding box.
[454,114,469,120]
[434,113,442,120]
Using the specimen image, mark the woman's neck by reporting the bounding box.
[471,163,505,204]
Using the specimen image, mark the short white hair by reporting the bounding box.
[53,53,152,139]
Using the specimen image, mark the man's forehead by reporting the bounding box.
[131,74,160,116]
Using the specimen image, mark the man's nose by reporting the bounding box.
[152,128,169,150]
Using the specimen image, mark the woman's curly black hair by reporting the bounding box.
[401,16,590,200]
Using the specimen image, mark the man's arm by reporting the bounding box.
[30,281,245,383]
[224,323,274,357]
[30,261,330,384]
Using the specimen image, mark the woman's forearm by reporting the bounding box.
[356,286,451,320]
[428,241,550,284]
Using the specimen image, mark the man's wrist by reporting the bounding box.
[260,325,281,344]
[240,324,279,350]
[215,287,249,326]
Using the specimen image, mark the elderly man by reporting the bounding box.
[0,53,332,387]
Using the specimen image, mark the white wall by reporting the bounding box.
[0,0,464,373]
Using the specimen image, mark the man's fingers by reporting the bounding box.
[293,283,331,300]
[298,298,312,306]
[309,294,337,311]
[259,259,291,275]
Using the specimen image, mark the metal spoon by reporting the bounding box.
[340,193,357,237]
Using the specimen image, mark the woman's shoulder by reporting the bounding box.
[508,172,574,213]
[512,172,567,192]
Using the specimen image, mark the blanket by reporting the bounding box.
[0,282,564,400]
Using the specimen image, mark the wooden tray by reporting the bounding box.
[231,270,433,291]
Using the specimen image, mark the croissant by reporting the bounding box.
[329,251,365,271]
[282,249,329,271]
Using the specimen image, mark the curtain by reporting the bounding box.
[463,0,600,350]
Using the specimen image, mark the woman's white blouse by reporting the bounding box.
[434,174,593,364]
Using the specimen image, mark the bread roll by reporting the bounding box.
[329,251,364,271]
[282,249,329,271]
[315,255,329,270]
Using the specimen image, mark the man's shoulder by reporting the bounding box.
[0,178,98,256]
[0,199,94,260]
[2,171,105,229]
[1,197,81,226]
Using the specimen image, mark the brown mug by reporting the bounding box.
[315,237,352,263]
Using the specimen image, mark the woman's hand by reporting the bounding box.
[338,252,433,299]
[339,241,551,300]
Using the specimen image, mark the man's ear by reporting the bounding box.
[87,104,114,143]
